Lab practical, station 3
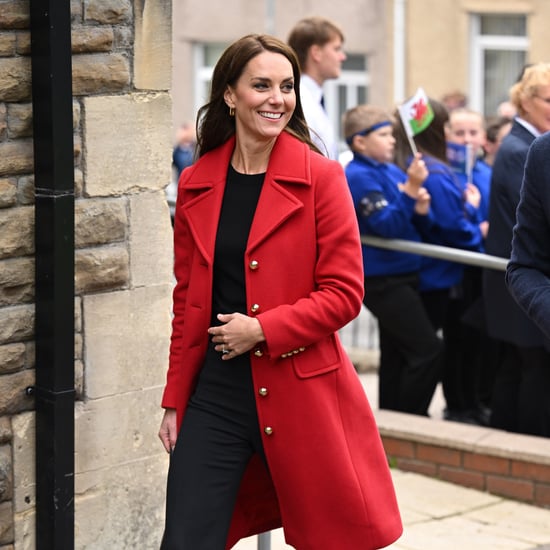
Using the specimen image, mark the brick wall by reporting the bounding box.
[0,1,173,547]
[377,410,550,510]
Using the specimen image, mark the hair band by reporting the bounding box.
[346,120,393,145]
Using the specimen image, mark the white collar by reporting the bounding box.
[515,117,542,138]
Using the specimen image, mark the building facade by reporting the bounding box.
[172,0,550,157]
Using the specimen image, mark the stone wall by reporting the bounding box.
[0,1,173,548]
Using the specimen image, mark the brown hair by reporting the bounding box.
[394,97,449,169]
[195,34,317,157]
[287,17,344,72]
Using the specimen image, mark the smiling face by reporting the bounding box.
[224,51,296,146]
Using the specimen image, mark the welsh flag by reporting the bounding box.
[398,88,434,137]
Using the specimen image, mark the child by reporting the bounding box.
[394,99,486,425]
[441,107,497,425]
[344,104,442,416]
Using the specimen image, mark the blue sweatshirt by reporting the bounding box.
[414,156,484,292]
[453,159,492,223]
[345,153,432,277]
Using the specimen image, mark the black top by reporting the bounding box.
[212,164,265,321]
[189,165,266,415]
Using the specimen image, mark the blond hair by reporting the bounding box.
[510,62,550,117]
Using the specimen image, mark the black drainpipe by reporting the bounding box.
[29,0,75,548]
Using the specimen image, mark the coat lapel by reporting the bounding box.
[248,132,311,252]
[181,132,313,260]
[181,138,234,264]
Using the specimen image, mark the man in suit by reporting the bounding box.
[505,132,550,436]
[483,62,550,436]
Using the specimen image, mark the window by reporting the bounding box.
[193,43,227,115]
[324,54,369,154]
[469,14,529,116]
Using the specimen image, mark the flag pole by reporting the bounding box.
[407,134,418,156]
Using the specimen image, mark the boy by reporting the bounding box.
[344,104,441,416]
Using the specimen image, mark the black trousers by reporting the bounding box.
[490,342,550,437]
[160,349,267,550]
[363,273,443,416]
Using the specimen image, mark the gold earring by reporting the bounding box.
[229,107,235,116]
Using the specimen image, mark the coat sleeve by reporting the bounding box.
[506,135,550,340]
[257,157,365,356]
[161,169,194,409]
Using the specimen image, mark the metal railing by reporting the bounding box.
[255,237,508,550]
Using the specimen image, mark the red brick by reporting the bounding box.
[511,460,550,483]
[439,466,485,491]
[463,452,510,474]
[395,458,438,477]
[534,483,550,508]
[382,437,415,459]
[416,443,461,466]
[486,475,534,503]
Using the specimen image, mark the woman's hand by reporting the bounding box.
[208,312,265,360]
[158,408,178,453]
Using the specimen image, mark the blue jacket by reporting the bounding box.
[345,153,431,277]
[414,156,483,292]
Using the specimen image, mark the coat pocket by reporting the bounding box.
[291,334,341,379]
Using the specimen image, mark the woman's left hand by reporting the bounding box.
[208,312,266,359]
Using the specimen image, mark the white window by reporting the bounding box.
[324,54,369,154]
[193,43,227,115]
[469,14,529,116]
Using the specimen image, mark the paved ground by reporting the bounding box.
[234,365,550,549]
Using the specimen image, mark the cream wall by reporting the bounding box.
[172,0,549,136]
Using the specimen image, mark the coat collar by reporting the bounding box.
[182,131,312,263]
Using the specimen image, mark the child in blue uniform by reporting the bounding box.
[344,104,442,416]
[393,99,486,420]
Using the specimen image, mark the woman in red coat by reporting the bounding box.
[158,34,402,550]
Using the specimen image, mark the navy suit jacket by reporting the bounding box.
[483,121,545,346]
[506,132,550,345]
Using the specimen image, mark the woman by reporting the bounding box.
[158,34,402,550]
[483,62,550,435]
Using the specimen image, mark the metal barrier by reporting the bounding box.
[360,235,508,272]
[256,237,508,550]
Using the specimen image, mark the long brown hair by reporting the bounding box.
[195,34,317,157]
[393,97,449,170]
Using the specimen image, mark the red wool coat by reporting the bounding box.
[161,131,402,549]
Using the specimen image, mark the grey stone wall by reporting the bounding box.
[0,1,173,548]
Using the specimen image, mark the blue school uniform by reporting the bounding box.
[345,153,431,277]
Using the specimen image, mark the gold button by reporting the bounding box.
[281,353,288,358]
[258,387,268,397]
[299,347,306,352]
[254,348,263,357]
[264,426,273,435]
[249,260,259,270]
[251,303,260,313]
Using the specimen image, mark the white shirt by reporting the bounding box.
[299,74,338,160]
